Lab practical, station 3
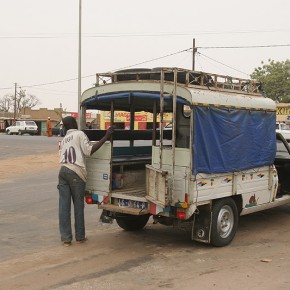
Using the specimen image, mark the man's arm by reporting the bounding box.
[90,127,114,155]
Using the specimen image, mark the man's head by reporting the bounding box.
[62,116,78,131]
[48,117,50,120]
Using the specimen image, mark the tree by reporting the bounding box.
[0,90,40,113]
[16,90,40,113]
[0,95,13,112]
[251,59,290,102]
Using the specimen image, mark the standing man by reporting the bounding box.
[58,116,113,246]
[46,117,52,137]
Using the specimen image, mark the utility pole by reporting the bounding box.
[13,83,17,121]
[77,0,82,128]
[192,38,197,71]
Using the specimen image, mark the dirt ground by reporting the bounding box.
[1,154,290,290]
[0,153,59,183]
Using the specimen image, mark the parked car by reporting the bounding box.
[6,120,38,135]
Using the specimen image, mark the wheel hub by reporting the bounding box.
[217,205,234,238]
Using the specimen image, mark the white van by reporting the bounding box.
[6,120,38,135]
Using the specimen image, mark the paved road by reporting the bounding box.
[1,135,290,290]
[0,134,61,160]
[0,134,61,261]
[1,168,59,260]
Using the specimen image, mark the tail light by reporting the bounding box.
[85,194,98,204]
[85,195,93,204]
[176,208,186,219]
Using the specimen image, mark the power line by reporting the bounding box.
[21,74,94,89]
[30,87,76,94]
[198,52,249,76]
[0,86,14,90]
[0,36,64,39]
[198,44,290,49]
[21,78,79,88]
[110,48,192,71]
[1,43,288,90]
[1,28,290,39]
[12,48,193,89]
[84,29,290,38]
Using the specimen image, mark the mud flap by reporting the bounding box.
[99,210,113,224]
[191,205,212,243]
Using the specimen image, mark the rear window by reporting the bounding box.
[281,123,290,130]
[25,121,36,126]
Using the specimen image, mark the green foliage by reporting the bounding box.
[251,59,290,102]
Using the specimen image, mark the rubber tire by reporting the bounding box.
[116,213,150,231]
[6,130,11,135]
[210,198,238,247]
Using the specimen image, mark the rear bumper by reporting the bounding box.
[21,129,38,134]
[99,204,150,215]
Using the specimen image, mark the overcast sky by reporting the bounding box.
[0,0,289,112]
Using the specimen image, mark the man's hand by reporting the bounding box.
[105,126,114,139]
[90,127,115,156]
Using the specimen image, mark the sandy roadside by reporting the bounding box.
[0,153,59,183]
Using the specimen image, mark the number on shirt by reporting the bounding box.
[63,146,76,164]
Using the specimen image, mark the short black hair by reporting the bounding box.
[62,116,78,130]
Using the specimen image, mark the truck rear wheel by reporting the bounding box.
[116,213,150,231]
[210,198,238,247]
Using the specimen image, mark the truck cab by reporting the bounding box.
[276,122,290,141]
[275,132,290,195]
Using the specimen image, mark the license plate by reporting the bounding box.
[118,199,147,209]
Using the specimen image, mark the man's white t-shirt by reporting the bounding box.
[59,129,93,181]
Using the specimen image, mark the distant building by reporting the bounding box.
[0,112,14,132]
[0,107,100,134]
[99,111,171,130]
[18,107,63,135]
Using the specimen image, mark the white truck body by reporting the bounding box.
[81,68,290,246]
[276,122,290,141]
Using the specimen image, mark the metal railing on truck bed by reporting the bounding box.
[94,67,262,94]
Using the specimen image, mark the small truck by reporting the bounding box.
[81,68,290,246]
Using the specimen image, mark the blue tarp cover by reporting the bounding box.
[193,106,276,174]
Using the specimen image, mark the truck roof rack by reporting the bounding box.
[95,67,262,94]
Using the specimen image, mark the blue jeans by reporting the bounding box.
[58,166,86,242]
